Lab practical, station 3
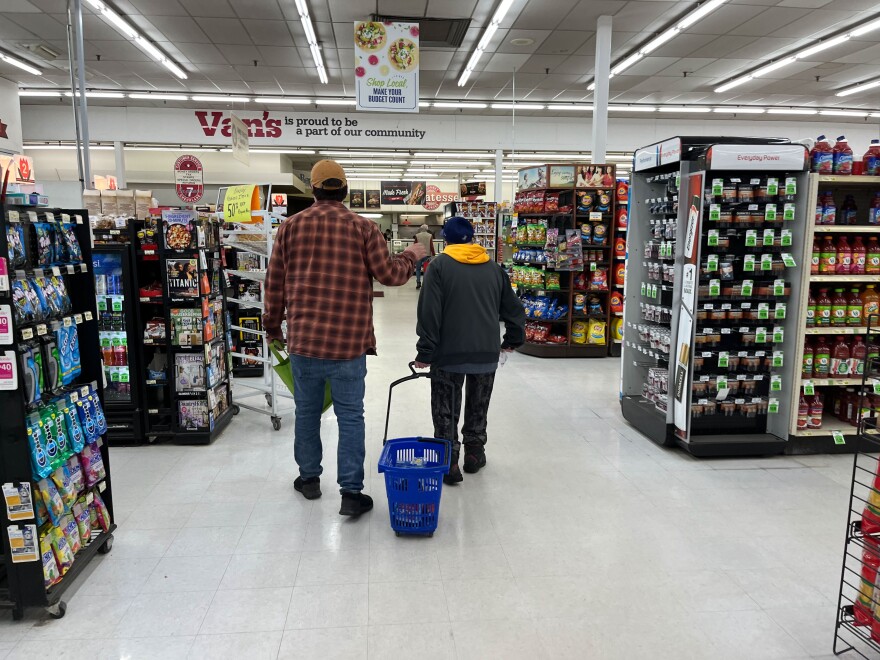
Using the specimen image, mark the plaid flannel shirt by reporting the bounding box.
[262,200,416,359]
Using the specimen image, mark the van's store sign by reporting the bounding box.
[195,111,426,142]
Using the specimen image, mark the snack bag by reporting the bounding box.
[597,191,611,212]
[577,191,593,213]
[80,444,106,487]
[23,278,46,322]
[59,512,82,554]
[48,404,72,464]
[52,276,72,314]
[37,477,66,526]
[571,321,587,344]
[35,489,49,526]
[31,278,58,317]
[588,296,603,316]
[33,223,55,267]
[42,340,63,392]
[591,268,608,291]
[27,412,52,479]
[573,293,586,314]
[88,385,106,435]
[60,396,85,453]
[73,500,91,544]
[6,223,26,268]
[40,530,61,588]
[51,464,77,510]
[60,223,83,263]
[67,455,84,495]
[11,279,35,324]
[49,524,75,574]
[92,490,111,532]
[37,408,63,472]
[574,273,587,291]
[546,272,560,290]
[76,396,101,444]
[580,223,592,243]
[592,223,608,246]
[587,320,607,345]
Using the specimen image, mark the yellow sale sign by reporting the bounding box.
[223,185,259,223]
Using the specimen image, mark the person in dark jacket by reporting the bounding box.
[414,216,526,484]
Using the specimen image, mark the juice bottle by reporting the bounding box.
[811,134,833,173]
[808,394,824,429]
[822,192,837,225]
[869,339,880,371]
[848,287,864,326]
[841,195,858,225]
[802,338,814,377]
[814,336,831,376]
[864,138,880,176]
[819,235,837,273]
[815,194,824,225]
[806,290,817,327]
[817,287,832,326]
[863,284,880,322]
[833,135,854,175]
[832,288,848,326]
[831,335,851,377]
[837,235,852,274]
[868,237,880,274]
[811,237,820,274]
[855,540,880,626]
[852,335,867,376]
[852,236,867,274]
[797,393,809,430]
[870,192,880,225]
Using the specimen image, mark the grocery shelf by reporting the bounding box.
[814,226,880,233]
[810,275,880,283]
[793,416,859,437]
[805,326,875,335]
[817,175,880,184]
[803,378,864,387]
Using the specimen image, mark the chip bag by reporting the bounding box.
[73,499,92,545]
[37,477,66,526]
[80,444,106,487]
[40,530,62,588]
[67,455,84,495]
[49,524,75,574]
[91,490,111,532]
[587,320,607,345]
[51,464,77,510]
[59,512,82,554]
[571,321,587,344]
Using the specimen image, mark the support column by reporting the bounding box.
[591,15,613,163]
[494,148,503,203]
[114,142,126,189]
[73,0,91,187]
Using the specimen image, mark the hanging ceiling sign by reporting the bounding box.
[230,113,250,165]
[354,21,420,113]
[174,155,204,203]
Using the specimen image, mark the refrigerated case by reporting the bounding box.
[93,246,147,441]
[620,137,811,456]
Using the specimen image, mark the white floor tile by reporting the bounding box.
[443,577,530,622]
[285,583,368,629]
[278,627,367,659]
[198,587,293,634]
[164,526,243,557]
[6,639,105,660]
[452,619,546,660]
[114,591,214,638]
[188,631,283,660]
[97,636,194,660]
[368,580,449,625]
[141,555,231,593]
[76,557,159,597]
[295,549,369,585]
[23,595,133,641]
[368,623,456,660]
[219,552,301,590]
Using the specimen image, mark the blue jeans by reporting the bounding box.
[415,256,430,285]
[290,354,367,493]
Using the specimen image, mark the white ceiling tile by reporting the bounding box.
[0,17,38,39]
[654,57,717,77]
[234,64,282,82]
[328,0,376,22]
[80,15,126,40]
[686,4,767,36]
[833,42,880,65]
[481,52,532,73]
[724,36,799,60]
[242,19,294,47]
[830,0,880,8]
[625,56,680,76]
[425,0,478,19]
[512,0,578,29]
[257,46,304,67]
[174,42,228,64]
[420,50,455,71]
[180,0,237,18]
[518,54,569,74]
[7,0,49,11]
[229,0,284,20]
[194,17,253,45]
[378,0,428,15]
[561,0,628,31]
[772,9,860,38]
[217,44,262,65]
[6,12,67,40]
[646,32,717,58]
[494,29,552,54]
[141,15,212,44]
[778,0,832,7]
[555,55,595,75]
[127,0,188,16]
[87,39,152,61]
[534,30,589,56]
[728,6,814,36]
[685,34,758,58]
[610,1,682,34]
[691,58,754,77]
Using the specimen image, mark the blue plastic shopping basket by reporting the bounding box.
[378,363,452,537]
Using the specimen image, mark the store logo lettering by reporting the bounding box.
[195,111,282,139]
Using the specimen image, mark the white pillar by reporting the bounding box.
[494,148,503,203]
[591,16,613,163]
[114,141,126,189]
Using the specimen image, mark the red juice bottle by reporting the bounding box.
[797,393,809,430]
[814,337,831,376]
[831,335,851,377]
[833,135,854,175]
[852,235,867,274]
[806,290,817,327]
[841,195,858,225]
[837,235,852,274]
[832,288,849,326]
[811,237,820,274]
[802,338,814,377]
[870,192,880,225]
[817,287,832,326]
[852,335,867,376]
[864,139,880,176]
[868,237,880,274]
[819,235,837,273]
[807,393,823,429]
[811,135,833,173]
[848,287,864,326]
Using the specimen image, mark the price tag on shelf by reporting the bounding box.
[66,265,75,274]
[7,210,19,223]
[80,264,88,273]
[75,215,83,225]
[708,229,719,246]
[758,303,769,320]
[21,328,33,340]
[770,375,782,391]
[590,262,597,272]
[718,351,729,368]
[768,398,779,414]
[745,230,757,247]
[111,297,123,312]
[772,351,784,367]
[755,351,766,357]
[709,204,721,222]
[873,380,880,394]
[62,317,72,328]
[738,326,750,333]
[721,303,732,310]
[51,266,61,276]
[782,253,796,268]
[68,391,78,403]
[709,279,720,297]
[721,327,731,334]
[61,213,70,223]
[775,303,786,320]
[761,254,773,271]
[717,376,728,391]
[765,204,777,222]
[27,211,38,223]
[84,311,93,321]
[748,204,759,211]
[80,385,90,397]
[762,228,775,246]
[743,255,755,272]
[741,280,753,297]
[832,430,846,445]
[73,314,83,324]
[44,212,56,223]
[36,324,47,336]
[804,381,815,396]
[707,254,718,272]
[702,351,713,358]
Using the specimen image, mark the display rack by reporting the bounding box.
[446,201,497,257]
[833,316,880,656]
[787,175,880,453]
[220,210,292,431]
[0,204,115,620]
[610,179,630,356]
[621,137,812,456]
[156,210,233,444]
[512,163,618,358]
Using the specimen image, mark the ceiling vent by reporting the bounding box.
[371,15,470,49]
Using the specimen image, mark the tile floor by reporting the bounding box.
[0,283,858,659]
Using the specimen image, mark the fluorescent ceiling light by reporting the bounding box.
[507,153,586,160]
[65,91,125,98]
[0,52,42,76]
[458,0,517,86]
[550,104,591,111]
[19,90,63,97]
[767,108,817,115]
[609,105,656,112]
[319,150,406,155]
[851,17,880,37]
[125,146,221,152]
[84,0,187,79]
[713,107,765,114]
[334,159,410,165]
[360,213,384,218]
[403,173,442,177]
[432,102,488,109]
[678,0,728,29]
[24,144,114,150]
[837,78,880,97]
[410,160,492,166]
[316,99,356,105]
[128,93,188,101]
[419,101,431,107]
[611,52,644,76]
[293,0,327,84]
[658,106,711,113]
[191,95,250,103]
[490,103,545,110]
[414,152,492,158]
[798,35,850,59]
[715,76,751,93]
[752,56,797,78]
[640,28,680,55]
[255,97,313,104]
[820,109,868,117]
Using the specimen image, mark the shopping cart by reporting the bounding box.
[377,362,452,537]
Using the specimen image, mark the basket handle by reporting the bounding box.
[382,362,455,445]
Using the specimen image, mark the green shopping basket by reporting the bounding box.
[269,342,333,413]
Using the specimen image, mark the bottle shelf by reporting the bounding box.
[805,326,875,335]
[811,275,880,283]
[814,226,880,233]
[792,416,859,437]
[802,377,864,387]
[818,175,880,184]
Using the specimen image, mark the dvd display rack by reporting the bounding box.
[0,204,115,619]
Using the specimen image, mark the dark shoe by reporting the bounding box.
[463,448,486,474]
[294,476,321,500]
[444,462,463,485]
[416,282,422,289]
[340,492,373,516]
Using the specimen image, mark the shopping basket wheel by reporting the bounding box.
[272,416,281,431]
[265,394,273,406]
[395,531,401,537]
[232,404,240,415]
[98,535,114,554]
[46,600,66,619]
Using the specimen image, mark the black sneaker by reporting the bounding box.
[463,449,486,474]
[444,462,463,485]
[294,476,321,500]
[416,282,422,289]
[339,492,373,516]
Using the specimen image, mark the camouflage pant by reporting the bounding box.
[430,369,496,454]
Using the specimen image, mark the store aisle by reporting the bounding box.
[1,282,850,659]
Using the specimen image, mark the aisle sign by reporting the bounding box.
[223,185,259,224]
[174,155,204,203]
[354,21,420,113]
[230,113,250,165]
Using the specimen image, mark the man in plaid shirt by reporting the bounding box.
[263,160,426,516]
